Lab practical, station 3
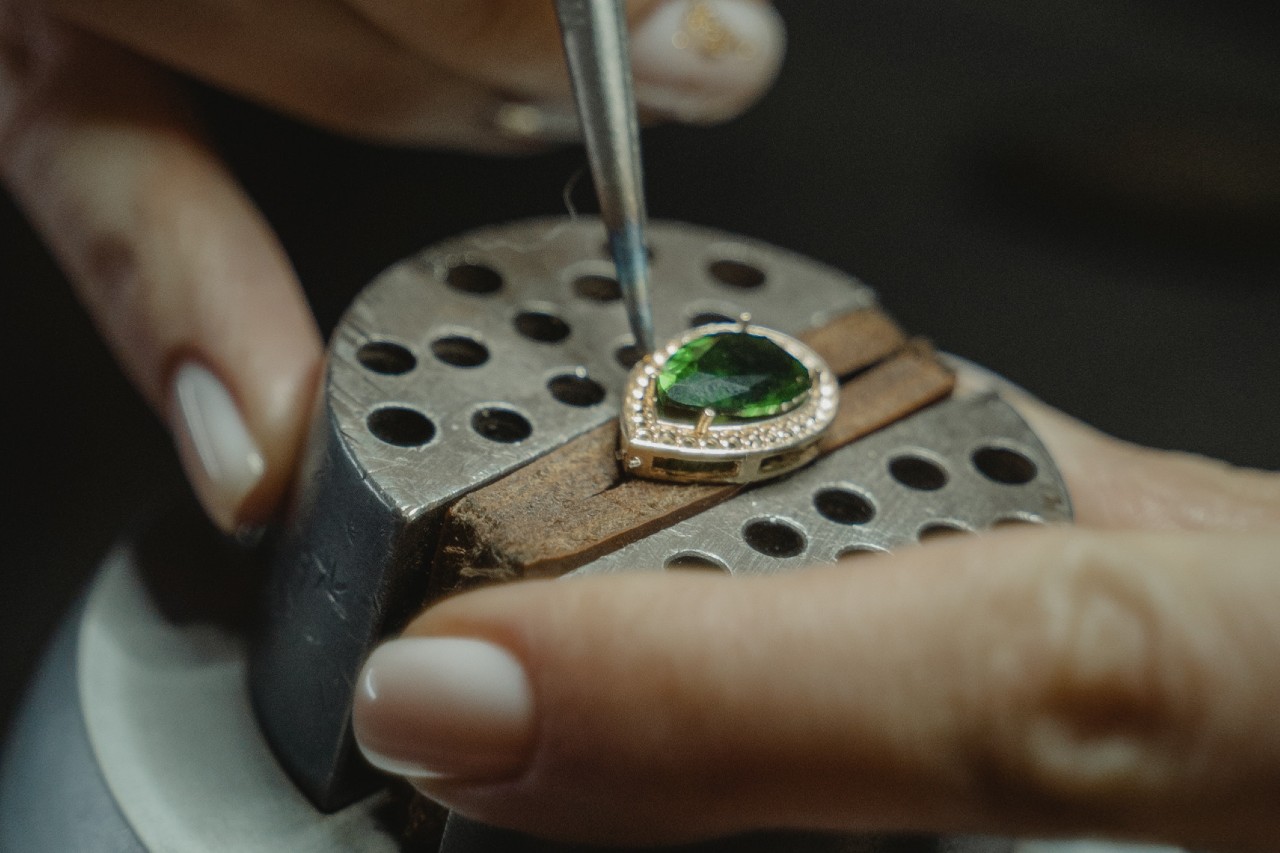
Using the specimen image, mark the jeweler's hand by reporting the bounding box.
[0,0,784,531]
[352,371,1280,851]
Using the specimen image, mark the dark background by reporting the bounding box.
[3,0,1278,736]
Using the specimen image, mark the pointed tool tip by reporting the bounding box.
[608,225,656,354]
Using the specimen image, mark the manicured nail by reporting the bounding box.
[631,0,786,124]
[169,361,265,533]
[353,637,535,781]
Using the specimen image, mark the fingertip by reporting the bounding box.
[393,571,869,842]
[353,636,536,782]
[631,0,786,124]
[148,162,323,532]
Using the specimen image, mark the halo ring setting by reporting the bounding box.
[618,319,838,484]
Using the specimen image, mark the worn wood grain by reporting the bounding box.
[431,309,952,592]
[800,307,904,376]
[818,340,954,453]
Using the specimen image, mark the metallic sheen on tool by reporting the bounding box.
[555,0,656,354]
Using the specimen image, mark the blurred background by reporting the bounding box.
[3,0,1278,736]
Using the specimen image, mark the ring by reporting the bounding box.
[618,316,838,484]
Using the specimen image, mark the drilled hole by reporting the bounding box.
[837,546,886,561]
[357,341,415,375]
[367,407,435,447]
[548,373,606,407]
[445,263,503,295]
[742,518,807,559]
[973,446,1038,485]
[814,488,876,525]
[471,407,532,443]
[573,274,622,302]
[708,259,766,289]
[689,311,735,328]
[918,522,969,542]
[615,343,643,369]
[515,311,571,343]
[431,336,489,368]
[889,455,948,491]
[664,553,728,572]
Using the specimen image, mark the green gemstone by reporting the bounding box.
[656,332,811,421]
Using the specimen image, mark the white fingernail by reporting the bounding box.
[631,0,786,124]
[353,637,535,781]
[169,362,265,533]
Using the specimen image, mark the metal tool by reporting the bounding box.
[555,0,656,354]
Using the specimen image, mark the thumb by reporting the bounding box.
[353,527,1280,849]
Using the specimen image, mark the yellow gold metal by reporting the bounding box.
[694,408,717,437]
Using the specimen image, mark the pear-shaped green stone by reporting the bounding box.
[656,332,811,421]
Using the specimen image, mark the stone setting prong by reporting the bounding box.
[694,408,717,437]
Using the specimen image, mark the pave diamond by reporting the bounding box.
[656,332,811,421]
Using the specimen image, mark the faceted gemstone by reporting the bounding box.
[656,332,811,421]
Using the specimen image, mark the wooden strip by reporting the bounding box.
[819,340,955,453]
[800,308,904,377]
[431,310,951,591]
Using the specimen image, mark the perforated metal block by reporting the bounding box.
[251,217,1071,812]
